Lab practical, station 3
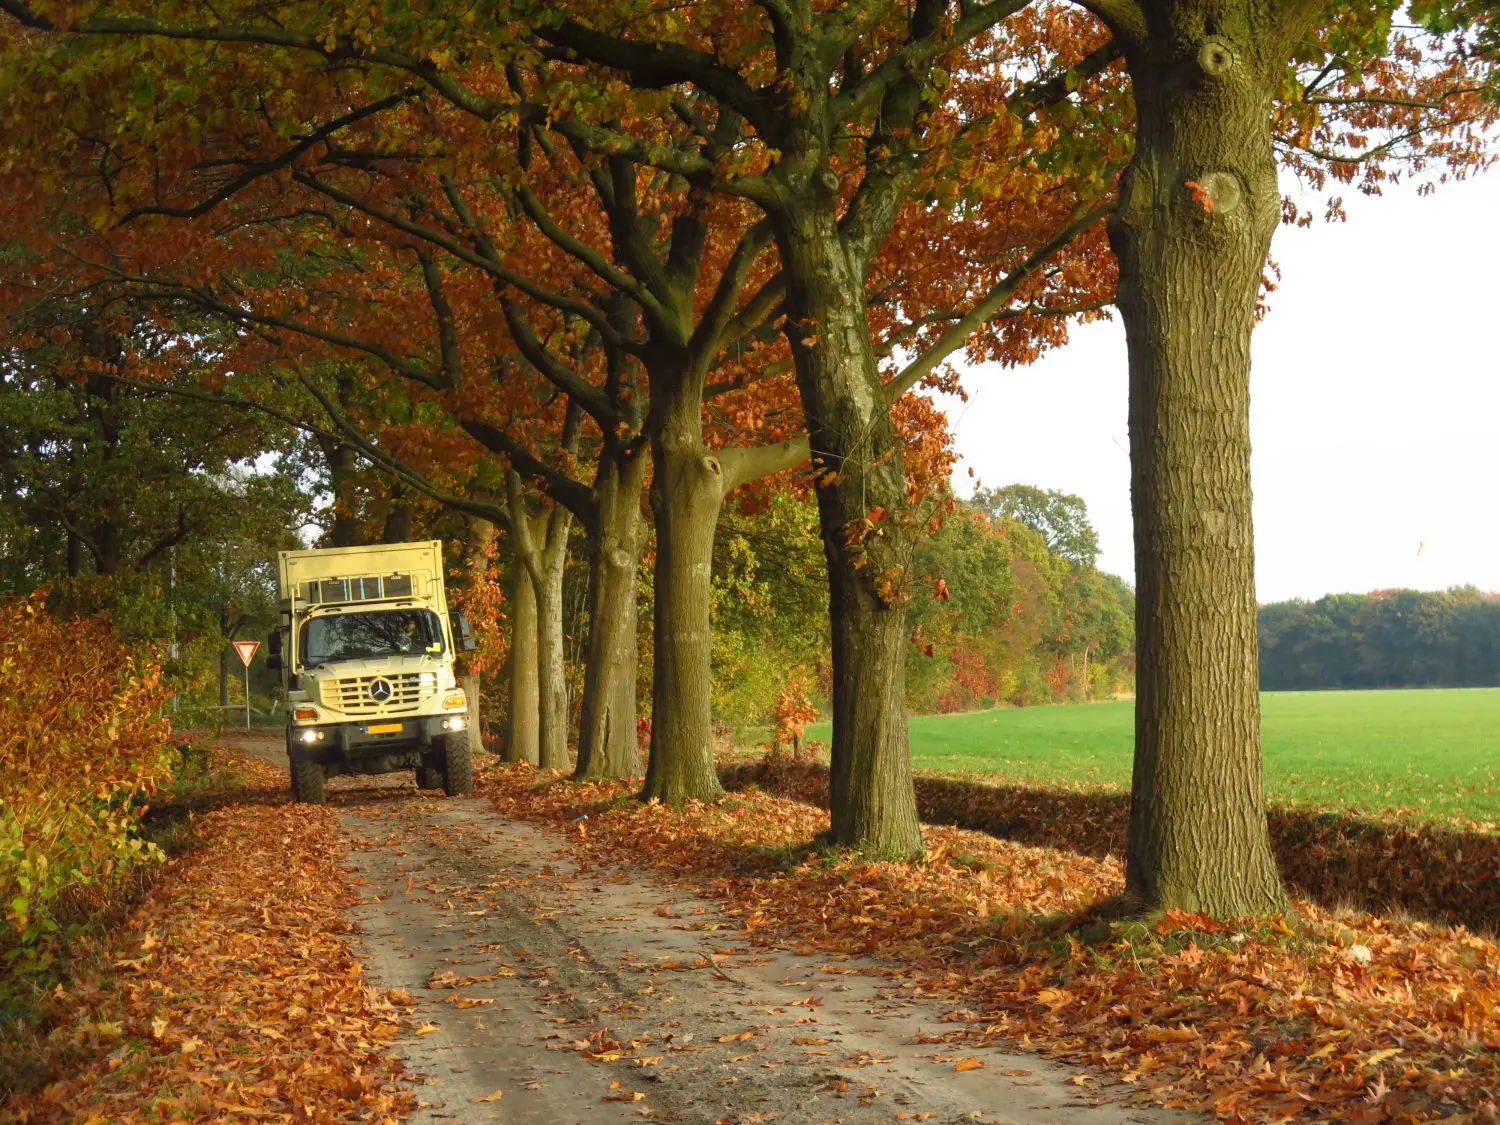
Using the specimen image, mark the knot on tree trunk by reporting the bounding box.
[1184,170,1244,217]
[1196,38,1237,77]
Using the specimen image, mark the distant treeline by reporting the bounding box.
[1259,588,1500,690]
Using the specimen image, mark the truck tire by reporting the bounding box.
[292,758,326,805]
[416,763,444,789]
[442,729,473,797]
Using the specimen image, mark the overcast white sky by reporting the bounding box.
[946,171,1500,603]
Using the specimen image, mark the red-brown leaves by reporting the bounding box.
[474,758,1500,1122]
[3,748,413,1124]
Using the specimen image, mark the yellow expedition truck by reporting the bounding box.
[266,540,477,803]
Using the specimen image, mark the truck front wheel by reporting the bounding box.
[292,758,327,805]
[442,729,473,797]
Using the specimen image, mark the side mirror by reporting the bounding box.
[267,653,283,671]
[451,610,477,653]
[268,630,282,656]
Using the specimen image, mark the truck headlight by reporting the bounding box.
[299,729,325,743]
[441,717,467,731]
[442,692,466,710]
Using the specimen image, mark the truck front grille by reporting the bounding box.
[321,673,434,715]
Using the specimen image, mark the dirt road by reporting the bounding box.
[227,735,1186,1125]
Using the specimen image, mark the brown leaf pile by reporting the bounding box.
[723,757,1500,933]
[2,748,413,1125]
[478,761,1500,1123]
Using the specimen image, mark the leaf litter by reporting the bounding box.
[1,747,413,1124]
[477,759,1500,1123]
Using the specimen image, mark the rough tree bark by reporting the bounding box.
[380,481,414,543]
[773,206,924,860]
[638,361,811,804]
[534,507,571,772]
[1099,0,1310,915]
[460,514,497,754]
[575,444,647,780]
[66,530,86,577]
[315,434,363,548]
[504,551,541,766]
[509,472,572,772]
[641,393,727,803]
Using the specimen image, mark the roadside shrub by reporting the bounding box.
[769,673,818,759]
[0,595,173,976]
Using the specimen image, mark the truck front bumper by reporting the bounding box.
[287,713,465,764]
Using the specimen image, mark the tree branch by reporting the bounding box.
[718,433,811,492]
[884,199,1113,402]
[460,417,597,528]
[690,220,775,362]
[536,18,773,137]
[831,0,1032,125]
[0,3,505,121]
[115,91,416,225]
[295,368,511,526]
[498,299,618,426]
[514,183,666,321]
[292,170,626,344]
[1070,0,1148,48]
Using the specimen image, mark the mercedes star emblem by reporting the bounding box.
[368,678,394,702]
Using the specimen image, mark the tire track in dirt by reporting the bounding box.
[225,736,1189,1125]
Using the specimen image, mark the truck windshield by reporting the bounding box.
[299,609,445,668]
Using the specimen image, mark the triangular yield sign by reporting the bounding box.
[233,640,261,667]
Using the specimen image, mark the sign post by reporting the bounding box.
[233,640,261,730]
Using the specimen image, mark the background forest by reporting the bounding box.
[6,349,1496,738]
[0,340,1138,735]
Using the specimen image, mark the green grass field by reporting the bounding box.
[790,688,1500,825]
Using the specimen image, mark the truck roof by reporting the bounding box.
[278,540,449,615]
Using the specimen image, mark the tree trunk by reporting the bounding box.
[66,530,86,577]
[640,417,726,803]
[505,553,540,766]
[773,207,923,859]
[218,645,231,708]
[461,515,497,755]
[1111,25,1288,917]
[321,438,362,548]
[94,518,122,576]
[533,505,573,772]
[576,446,647,780]
[380,482,414,543]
